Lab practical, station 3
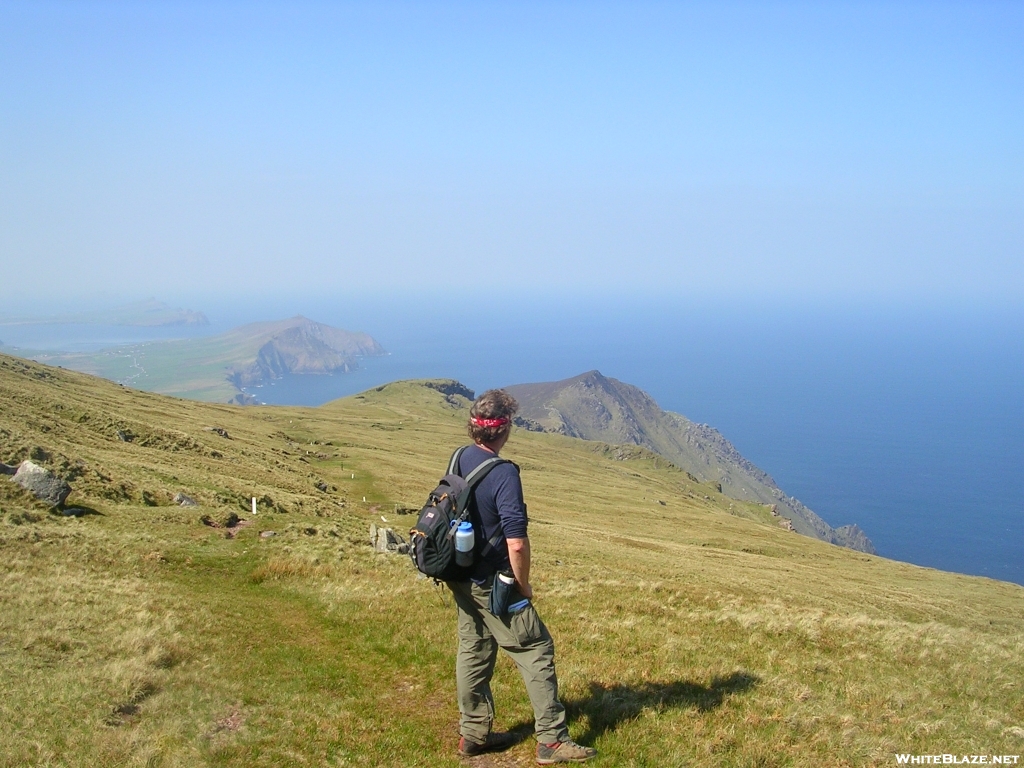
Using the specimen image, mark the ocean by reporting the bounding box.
[5,299,1022,586]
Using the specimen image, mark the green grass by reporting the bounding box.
[1,354,1023,767]
[27,333,257,402]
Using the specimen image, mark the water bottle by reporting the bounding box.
[490,571,515,614]
[454,521,474,567]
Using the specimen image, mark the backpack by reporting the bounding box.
[408,446,509,581]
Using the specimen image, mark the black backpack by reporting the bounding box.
[408,446,508,581]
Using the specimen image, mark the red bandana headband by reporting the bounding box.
[471,416,510,428]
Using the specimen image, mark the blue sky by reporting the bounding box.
[1,1,1021,311]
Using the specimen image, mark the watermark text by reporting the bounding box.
[896,757,1020,765]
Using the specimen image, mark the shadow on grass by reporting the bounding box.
[505,671,760,746]
[52,504,105,517]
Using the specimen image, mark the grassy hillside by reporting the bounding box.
[1,353,1022,767]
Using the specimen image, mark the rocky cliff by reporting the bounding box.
[227,316,386,388]
[505,370,875,553]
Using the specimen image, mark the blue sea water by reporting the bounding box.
[248,299,1024,587]
[5,300,1022,586]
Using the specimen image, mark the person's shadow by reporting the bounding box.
[506,671,759,746]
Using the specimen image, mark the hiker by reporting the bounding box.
[447,389,597,764]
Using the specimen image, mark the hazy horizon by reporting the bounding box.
[2,1,1021,310]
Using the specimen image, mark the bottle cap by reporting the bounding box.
[458,521,472,532]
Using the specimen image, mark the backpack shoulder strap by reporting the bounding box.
[447,445,469,476]
[464,456,508,488]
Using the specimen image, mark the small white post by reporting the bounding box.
[251,497,257,515]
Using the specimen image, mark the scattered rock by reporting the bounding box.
[0,462,15,476]
[259,530,276,538]
[224,512,241,528]
[512,415,546,432]
[304,527,317,536]
[657,500,666,506]
[173,492,198,507]
[315,481,328,492]
[394,504,417,515]
[779,519,795,531]
[11,461,72,507]
[370,522,406,553]
[200,515,217,527]
[116,430,134,443]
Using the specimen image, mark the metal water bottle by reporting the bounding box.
[454,521,475,567]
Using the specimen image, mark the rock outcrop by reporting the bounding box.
[831,524,877,555]
[10,460,72,507]
[370,523,408,554]
[424,380,476,402]
[227,317,386,388]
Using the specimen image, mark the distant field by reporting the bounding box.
[1,354,1022,767]
[29,335,251,402]
[18,316,384,404]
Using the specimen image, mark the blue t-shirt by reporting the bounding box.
[456,443,528,581]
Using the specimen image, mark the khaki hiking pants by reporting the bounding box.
[448,579,568,745]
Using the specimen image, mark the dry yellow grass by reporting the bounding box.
[1,355,1022,767]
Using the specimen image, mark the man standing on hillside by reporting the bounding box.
[447,389,597,764]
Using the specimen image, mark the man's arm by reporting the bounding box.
[506,536,533,599]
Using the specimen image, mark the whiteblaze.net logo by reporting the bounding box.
[896,756,1020,765]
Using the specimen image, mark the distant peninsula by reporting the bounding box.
[0,298,209,327]
[24,316,385,404]
[505,370,875,554]
[224,317,386,391]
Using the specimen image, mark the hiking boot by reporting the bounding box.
[458,731,515,757]
[536,739,598,764]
